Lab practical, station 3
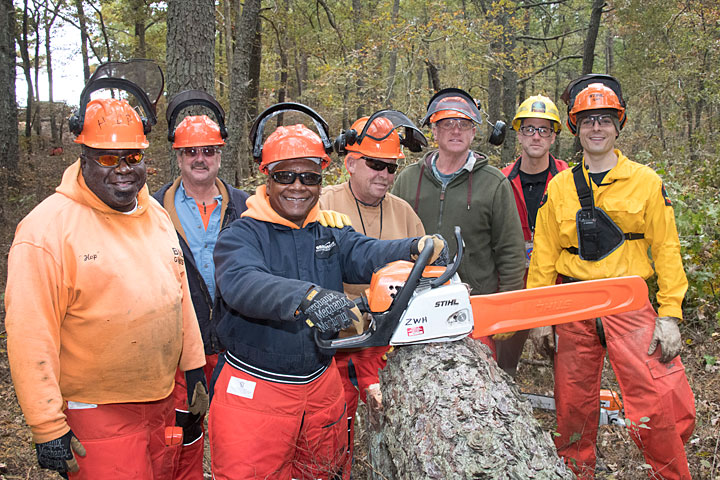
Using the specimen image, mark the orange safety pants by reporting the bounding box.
[164,354,218,480]
[209,356,347,480]
[553,300,695,479]
[334,346,389,479]
[65,395,175,480]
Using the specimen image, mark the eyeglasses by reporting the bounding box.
[435,118,475,131]
[519,125,554,138]
[579,114,615,128]
[364,158,398,174]
[82,152,144,167]
[270,171,323,186]
[180,146,221,158]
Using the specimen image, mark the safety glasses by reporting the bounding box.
[270,171,323,186]
[364,158,398,174]
[519,125,554,138]
[435,118,475,131]
[82,152,144,167]
[579,114,615,128]
[180,146,221,158]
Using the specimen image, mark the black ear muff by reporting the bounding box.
[333,129,358,155]
[488,120,506,146]
[69,110,83,136]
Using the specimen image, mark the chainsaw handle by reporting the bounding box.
[430,226,463,288]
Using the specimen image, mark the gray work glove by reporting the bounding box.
[529,326,555,359]
[185,367,209,417]
[300,287,362,334]
[35,430,86,478]
[647,316,682,363]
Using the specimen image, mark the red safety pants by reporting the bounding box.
[164,354,218,480]
[65,395,175,480]
[335,346,389,479]
[209,357,347,479]
[553,300,695,479]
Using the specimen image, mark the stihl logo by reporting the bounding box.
[405,316,428,325]
[435,299,459,307]
[535,299,572,312]
[407,326,424,336]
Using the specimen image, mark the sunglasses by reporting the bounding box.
[364,158,398,174]
[82,152,144,167]
[180,146,221,158]
[271,171,323,186]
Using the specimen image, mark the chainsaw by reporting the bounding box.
[315,227,648,350]
[525,389,625,427]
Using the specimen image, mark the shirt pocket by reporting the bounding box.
[602,197,645,233]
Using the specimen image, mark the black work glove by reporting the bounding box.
[35,430,86,477]
[410,234,449,266]
[299,287,362,334]
[185,368,209,417]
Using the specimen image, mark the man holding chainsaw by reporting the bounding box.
[500,95,569,376]
[209,103,446,480]
[527,74,695,479]
[392,88,526,371]
[319,110,427,476]
[153,90,249,479]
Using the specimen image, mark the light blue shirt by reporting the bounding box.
[175,181,223,298]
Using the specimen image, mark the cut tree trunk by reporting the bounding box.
[367,338,572,479]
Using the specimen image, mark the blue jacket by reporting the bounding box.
[214,214,415,383]
[153,178,249,354]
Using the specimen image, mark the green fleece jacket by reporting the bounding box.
[392,150,525,294]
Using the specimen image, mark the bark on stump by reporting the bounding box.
[366,338,573,479]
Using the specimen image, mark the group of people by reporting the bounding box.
[4,61,695,480]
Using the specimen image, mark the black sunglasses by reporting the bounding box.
[180,146,221,158]
[364,158,398,174]
[271,171,323,186]
[81,152,144,167]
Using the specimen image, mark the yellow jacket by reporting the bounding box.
[527,149,687,318]
[5,161,205,442]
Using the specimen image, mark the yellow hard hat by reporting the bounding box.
[512,95,561,133]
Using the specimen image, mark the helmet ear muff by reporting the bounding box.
[488,120,507,146]
[333,129,358,155]
[69,110,83,136]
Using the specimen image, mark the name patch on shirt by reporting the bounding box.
[315,237,338,259]
[227,376,256,399]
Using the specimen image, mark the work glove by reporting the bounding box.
[410,234,449,266]
[529,326,555,359]
[318,210,352,228]
[185,368,209,417]
[492,331,516,341]
[647,316,682,363]
[299,287,362,334]
[35,430,86,478]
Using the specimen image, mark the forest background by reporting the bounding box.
[0,0,719,478]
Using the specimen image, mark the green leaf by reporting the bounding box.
[639,416,650,423]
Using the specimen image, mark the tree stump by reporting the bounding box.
[366,338,573,479]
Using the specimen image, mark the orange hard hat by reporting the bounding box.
[568,83,626,133]
[346,116,404,160]
[172,115,225,149]
[74,98,149,149]
[259,124,331,174]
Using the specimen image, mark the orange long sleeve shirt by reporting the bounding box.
[5,161,205,442]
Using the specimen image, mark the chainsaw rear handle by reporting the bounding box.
[315,227,464,350]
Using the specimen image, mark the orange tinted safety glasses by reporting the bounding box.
[82,152,144,167]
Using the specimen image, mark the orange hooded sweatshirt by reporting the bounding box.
[4,160,205,443]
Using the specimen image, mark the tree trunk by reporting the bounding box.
[383,0,401,107]
[18,0,33,138]
[0,0,19,179]
[75,0,91,82]
[581,0,604,75]
[226,0,261,186]
[44,4,60,143]
[367,339,573,479]
[247,15,262,120]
